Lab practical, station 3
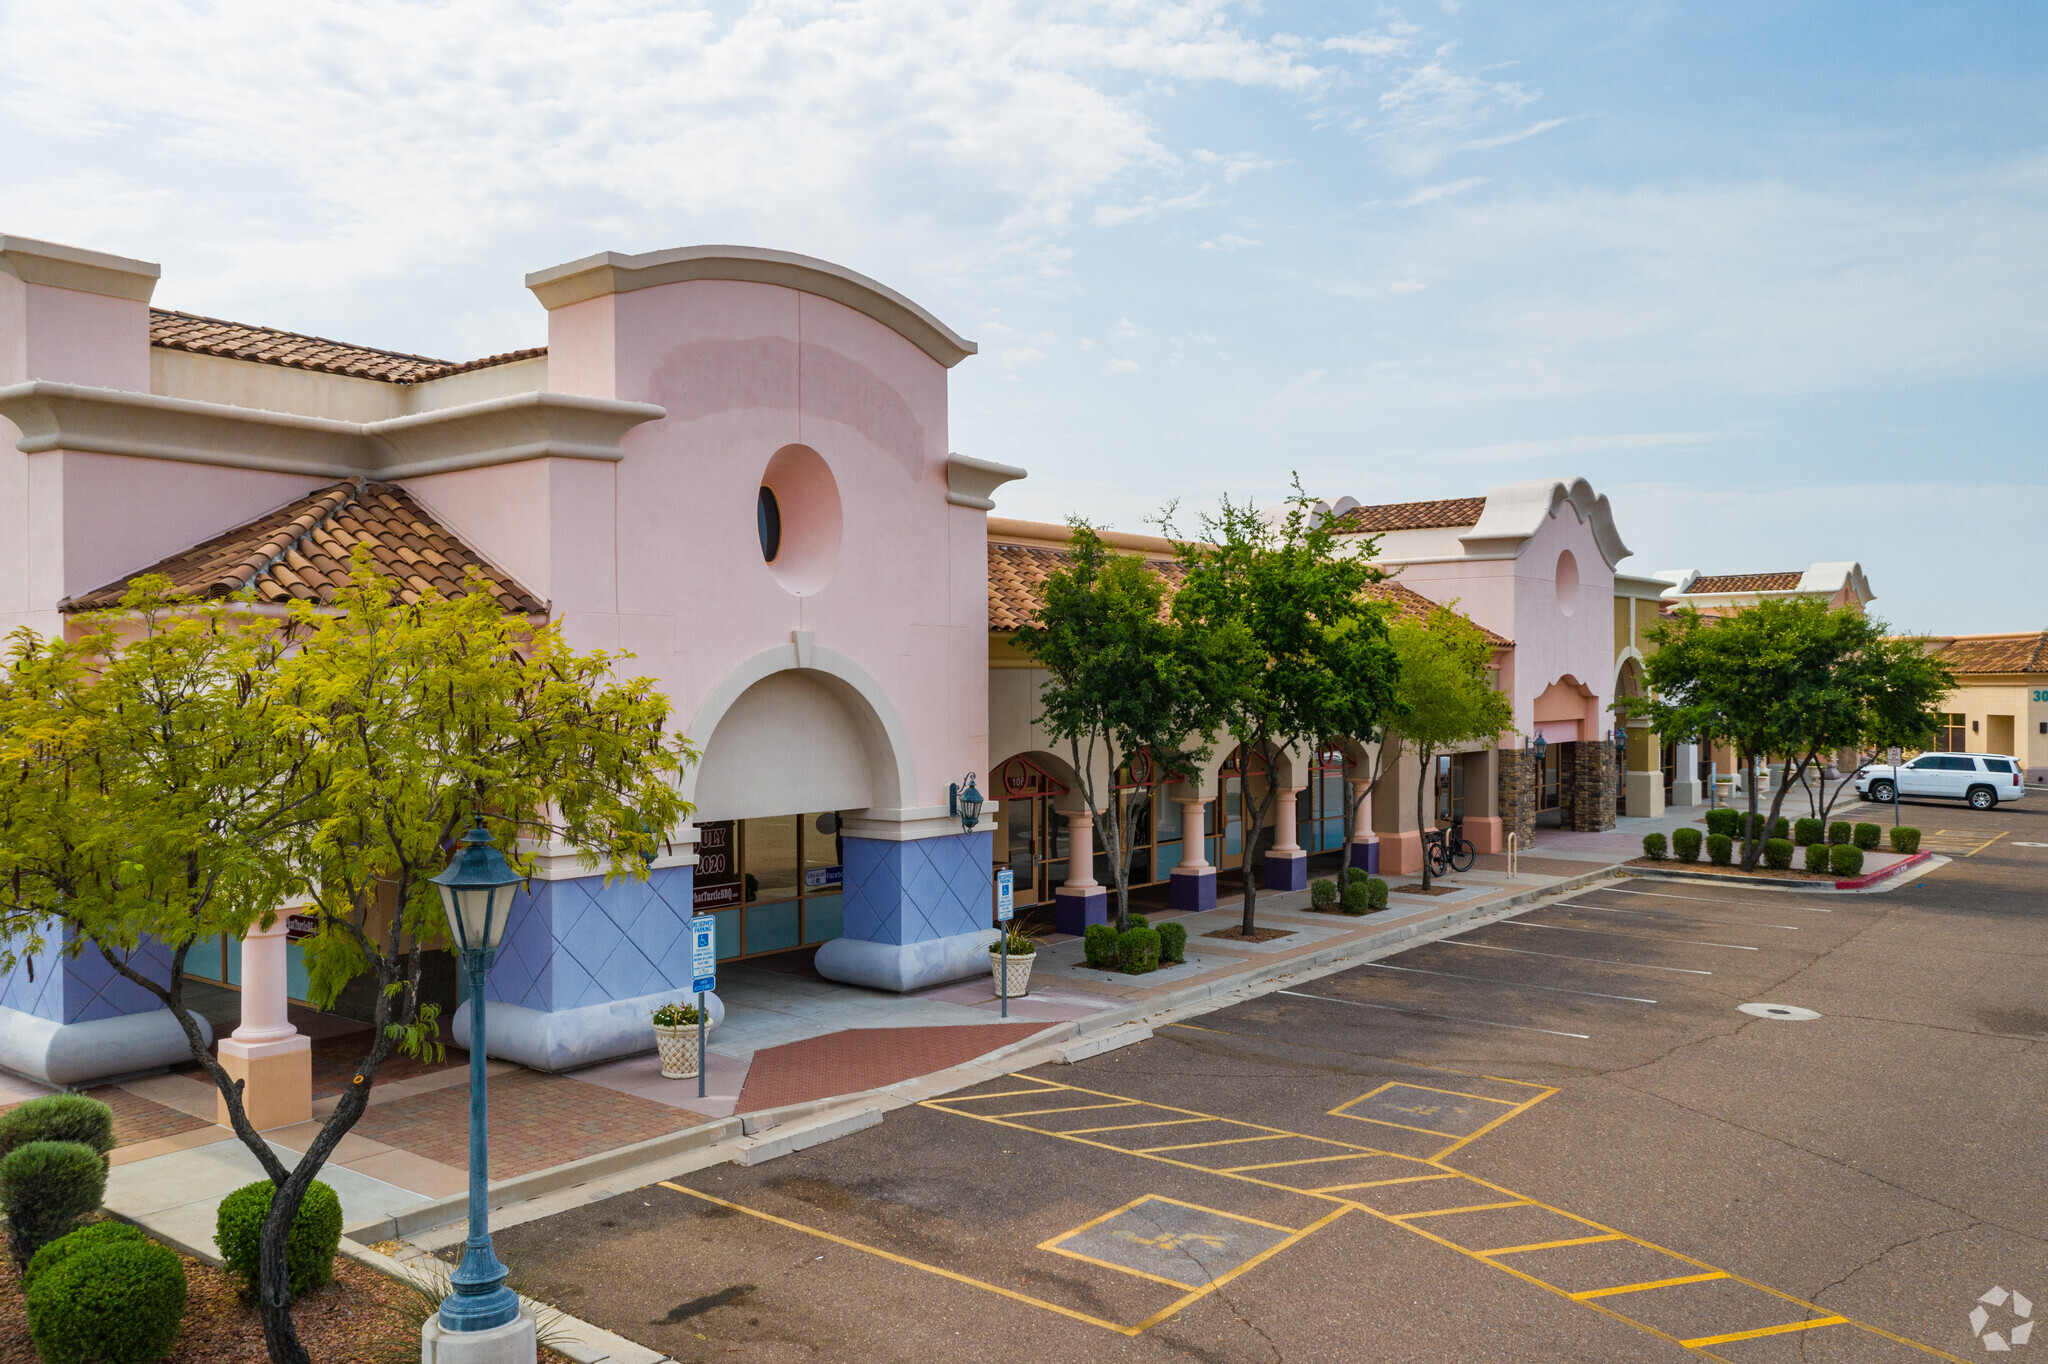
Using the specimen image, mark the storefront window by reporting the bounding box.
[1299,747,1348,852]
[694,813,843,959]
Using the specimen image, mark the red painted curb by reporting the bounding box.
[1834,850,1930,890]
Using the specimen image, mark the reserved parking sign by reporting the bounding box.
[996,868,1014,923]
[690,916,716,994]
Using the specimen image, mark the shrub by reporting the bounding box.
[1704,809,1737,838]
[1641,833,1667,861]
[0,1094,115,1168]
[1367,878,1389,911]
[1770,817,1790,840]
[990,928,1035,957]
[215,1179,342,1300]
[1128,913,1149,929]
[25,1220,144,1293]
[1804,842,1829,872]
[1156,922,1187,964]
[1830,843,1865,877]
[1762,838,1794,871]
[1853,822,1881,851]
[1673,827,1702,862]
[1827,820,1852,845]
[1341,879,1370,915]
[1706,833,1733,866]
[1115,926,1160,975]
[1310,878,1338,910]
[1082,924,1119,969]
[1890,826,1921,854]
[26,1236,186,1364]
[1792,818,1823,847]
[2,1141,107,1270]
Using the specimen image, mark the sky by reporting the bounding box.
[2,1,2043,633]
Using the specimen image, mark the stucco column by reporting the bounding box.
[216,916,311,1131]
[1263,786,1308,891]
[1347,779,1379,874]
[1372,748,1424,875]
[1170,797,1216,912]
[1463,748,1503,853]
[1053,809,1109,933]
[1625,724,1666,819]
[1669,741,1703,807]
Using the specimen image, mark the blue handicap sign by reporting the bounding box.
[690,915,716,994]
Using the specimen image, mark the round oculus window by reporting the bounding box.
[757,486,782,563]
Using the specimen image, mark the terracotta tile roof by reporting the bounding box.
[1684,571,1804,594]
[149,308,544,384]
[65,480,545,615]
[986,543,1507,645]
[1925,631,2048,674]
[1329,497,1486,534]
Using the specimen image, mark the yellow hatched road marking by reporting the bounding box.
[1313,1173,1462,1194]
[1572,1271,1728,1300]
[1217,1152,1380,1174]
[1682,1316,1847,1347]
[1055,1117,1217,1136]
[1432,1088,1559,1161]
[1127,1206,1354,1336]
[1137,1133,1296,1154]
[1477,1233,1624,1256]
[995,1100,1141,1118]
[1391,1200,1531,1220]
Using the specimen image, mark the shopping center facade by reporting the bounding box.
[0,234,1699,1093]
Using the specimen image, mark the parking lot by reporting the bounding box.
[494,797,2048,1362]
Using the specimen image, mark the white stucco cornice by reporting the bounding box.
[1459,478,1631,568]
[0,381,664,479]
[944,453,1028,510]
[524,244,979,369]
[1798,561,1874,605]
[0,235,160,302]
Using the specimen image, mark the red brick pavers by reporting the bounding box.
[348,1069,705,1179]
[734,1023,1052,1114]
[79,1085,215,1148]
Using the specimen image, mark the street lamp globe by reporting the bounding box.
[431,821,521,956]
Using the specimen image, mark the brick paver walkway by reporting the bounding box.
[350,1069,701,1178]
[734,1023,1051,1114]
[82,1085,215,1147]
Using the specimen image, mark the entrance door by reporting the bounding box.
[993,755,1071,908]
[1215,747,1266,873]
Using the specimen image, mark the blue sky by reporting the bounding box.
[3,1,2042,631]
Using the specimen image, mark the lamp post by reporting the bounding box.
[430,821,525,1337]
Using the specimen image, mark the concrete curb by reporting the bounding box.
[1620,849,1933,893]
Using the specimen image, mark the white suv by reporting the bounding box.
[1856,753,2028,810]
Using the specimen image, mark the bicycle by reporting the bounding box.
[1424,819,1477,877]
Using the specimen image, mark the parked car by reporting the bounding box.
[1855,753,2028,810]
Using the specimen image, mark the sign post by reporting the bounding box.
[994,868,1015,1019]
[1888,746,1902,828]
[690,916,717,1099]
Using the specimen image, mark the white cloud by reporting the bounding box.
[1000,347,1048,367]
[1198,233,1261,250]
[1323,28,1413,59]
[1112,317,1143,338]
[1107,358,1141,374]
[1193,149,1289,181]
[1362,55,1543,175]
[1093,185,1216,227]
[1280,368,1328,399]
[1459,117,1574,153]
[1399,176,1486,207]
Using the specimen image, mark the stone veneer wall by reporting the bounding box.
[1498,748,1536,848]
[1560,741,1618,833]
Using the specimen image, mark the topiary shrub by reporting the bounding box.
[1082,924,1119,969]
[1310,878,1338,910]
[1367,877,1389,911]
[26,1236,186,1364]
[1114,926,1160,975]
[0,1094,114,1168]
[1890,826,1921,854]
[1770,817,1790,840]
[1827,820,1851,845]
[1762,838,1793,871]
[2,1141,108,1270]
[25,1220,145,1294]
[1641,833,1667,861]
[1704,809,1737,839]
[1706,833,1733,866]
[215,1180,342,1300]
[1156,921,1187,964]
[1127,913,1149,929]
[1792,818,1822,847]
[1853,822,1881,851]
[1804,841,1829,873]
[1673,827,1702,862]
[1830,843,1864,876]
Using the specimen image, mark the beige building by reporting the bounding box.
[1915,631,2048,784]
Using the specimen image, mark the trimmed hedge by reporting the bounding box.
[1341,879,1370,915]
[1707,833,1733,866]
[25,1220,144,1294]
[1642,833,1667,861]
[1771,817,1790,840]
[26,1236,186,1364]
[1704,808,1738,838]
[1762,838,1794,871]
[1156,921,1187,964]
[1673,827,1703,862]
[1310,878,1338,910]
[1082,924,1119,969]
[1830,844,1865,877]
[1115,926,1160,975]
[1827,820,1852,845]
[1890,826,1922,854]
[2,1141,107,1271]
[1803,842,1829,872]
[1792,818,1823,847]
[1368,877,1389,911]
[215,1180,342,1300]
[1853,822,1882,851]
[0,1094,114,1167]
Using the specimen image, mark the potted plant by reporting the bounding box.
[989,927,1037,998]
[651,1000,710,1080]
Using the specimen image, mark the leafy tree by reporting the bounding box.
[1383,607,1513,889]
[1168,488,1399,934]
[0,556,693,1364]
[1013,522,1228,933]
[1797,634,1956,825]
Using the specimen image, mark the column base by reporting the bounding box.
[813,932,998,994]
[1053,887,1109,936]
[1261,850,1308,892]
[217,1036,311,1130]
[1625,772,1667,819]
[453,989,727,1072]
[422,1306,537,1364]
[1346,838,1379,875]
[1464,816,1504,855]
[1376,831,1424,876]
[1668,777,1703,808]
[1169,869,1217,912]
[0,1005,211,1088]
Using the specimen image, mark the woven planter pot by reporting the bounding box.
[653,1020,714,1079]
[990,949,1035,999]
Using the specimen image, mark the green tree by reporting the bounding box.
[1383,607,1513,889]
[1168,489,1399,934]
[0,556,693,1364]
[1013,522,1228,933]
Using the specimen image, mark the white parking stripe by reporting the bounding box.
[1505,921,1758,951]
[1438,939,1713,974]
[1276,989,1591,1039]
[1364,961,1656,1003]
[1560,901,1802,932]
[1588,884,1832,912]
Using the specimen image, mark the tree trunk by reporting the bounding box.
[1415,747,1433,890]
[1741,749,1762,869]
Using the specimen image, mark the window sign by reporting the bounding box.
[803,865,844,890]
[693,820,742,910]
[285,913,320,942]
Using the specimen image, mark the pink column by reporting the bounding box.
[1270,788,1304,852]
[1062,811,1099,888]
[1265,785,1309,891]
[1174,799,1210,871]
[216,917,311,1130]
